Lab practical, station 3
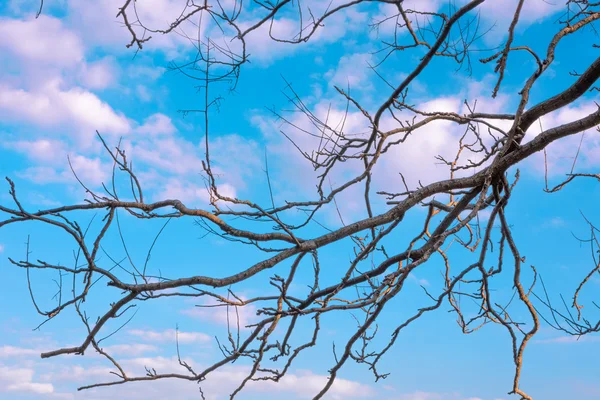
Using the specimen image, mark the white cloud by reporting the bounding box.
[3,139,68,164]
[535,335,600,344]
[374,1,561,47]
[0,14,129,162]
[246,368,373,399]
[0,16,84,67]
[63,0,369,66]
[325,53,374,90]
[542,217,566,228]
[0,342,371,400]
[74,356,374,400]
[125,137,202,175]
[0,364,54,395]
[128,65,166,81]
[66,0,127,49]
[67,155,110,186]
[17,155,109,187]
[408,274,430,287]
[392,391,479,400]
[0,345,39,358]
[211,4,368,66]
[209,134,262,191]
[124,355,184,372]
[17,166,70,184]
[464,0,563,45]
[396,391,443,400]
[0,80,130,140]
[121,132,261,204]
[0,244,4,253]
[27,192,63,207]
[476,0,562,25]
[135,113,176,136]
[136,85,152,102]
[371,1,444,39]
[153,178,211,204]
[254,99,369,195]
[79,57,117,90]
[67,0,198,54]
[181,301,257,329]
[39,364,112,383]
[250,74,514,224]
[236,17,303,65]
[58,86,130,135]
[524,102,600,177]
[127,329,211,344]
[373,96,464,189]
[102,343,158,356]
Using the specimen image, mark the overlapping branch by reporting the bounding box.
[6,1,600,399]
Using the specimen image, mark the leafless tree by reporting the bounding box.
[4,1,600,399]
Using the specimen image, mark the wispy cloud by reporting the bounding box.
[181,301,258,330]
[0,345,40,358]
[102,343,158,356]
[535,335,600,344]
[127,329,210,344]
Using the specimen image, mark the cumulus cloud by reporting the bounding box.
[141,172,237,206]
[135,113,177,136]
[0,15,84,67]
[209,134,262,191]
[0,80,130,140]
[201,2,369,66]
[0,13,125,167]
[0,345,40,358]
[67,0,200,54]
[120,132,260,204]
[181,300,258,330]
[256,93,466,211]
[71,356,374,400]
[0,11,221,202]
[17,155,109,187]
[67,155,110,186]
[0,364,54,395]
[475,0,563,31]
[250,73,516,224]
[3,139,68,164]
[373,0,562,48]
[152,178,212,204]
[372,0,444,38]
[373,96,463,188]
[39,364,112,383]
[325,52,374,91]
[234,17,301,64]
[524,102,600,176]
[246,369,374,399]
[78,57,117,90]
[125,137,203,175]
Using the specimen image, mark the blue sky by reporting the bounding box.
[1,0,600,399]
